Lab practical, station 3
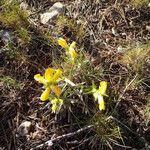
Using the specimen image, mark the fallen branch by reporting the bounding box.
[31,125,93,149]
[112,74,138,114]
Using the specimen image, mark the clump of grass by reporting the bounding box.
[16,27,31,44]
[2,40,21,58]
[56,16,85,42]
[53,48,104,84]
[130,0,149,8]
[0,30,28,59]
[0,0,29,29]
[142,97,150,126]
[0,76,22,88]
[76,53,104,82]
[121,42,150,72]
[0,0,6,5]
[124,75,144,90]
[90,113,122,149]
[0,0,30,56]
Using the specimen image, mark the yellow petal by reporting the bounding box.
[34,74,47,84]
[52,104,57,113]
[44,68,54,81]
[51,85,62,97]
[58,38,69,49]
[98,95,105,110]
[69,48,77,62]
[40,87,51,101]
[52,69,62,81]
[99,81,107,96]
[51,98,59,113]
[51,98,59,104]
[70,41,76,49]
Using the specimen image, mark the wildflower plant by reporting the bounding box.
[34,38,108,113]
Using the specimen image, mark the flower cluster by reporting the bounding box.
[51,98,63,113]
[58,38,78,64]
[34,68,62,101]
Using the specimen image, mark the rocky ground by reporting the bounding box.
[0,0,150,150]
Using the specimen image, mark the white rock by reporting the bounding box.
[40,2,64,24]
[20,2,28,10]
[146,26,150,32]
[17,121,32,136]
[0,30,12,43]
[117,46,123,53]
[112,27,119,36]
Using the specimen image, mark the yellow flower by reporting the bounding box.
[51,98,63,113]
[98,95,105,111]
[92,81,108,111]
[34,68,63,101]
[69,48,77,64]
[58,38,69,49]
[34,74,47,84]
[70,41,76,50]
[40,87,51,101]
[98,81,107,96]
[58,38,78,63]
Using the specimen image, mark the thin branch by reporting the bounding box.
[112,74,138,114]
[31,125,93,149]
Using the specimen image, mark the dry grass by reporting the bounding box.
[120,42,150,72]
[55,15,85,42]
[131,0,150,8]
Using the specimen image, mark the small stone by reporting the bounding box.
[121,33,126,36]
[17,121,32,136]
[106,38,110,43]
[0,30,12,43]
[20,2,28,10]
[112,27,119,36]
[40,2,64,24]
[117,46,123,53]
[146,25,150,32]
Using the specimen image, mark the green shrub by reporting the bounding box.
[0,76,21,88]
[131,0,149,8]
[0,0,29,29]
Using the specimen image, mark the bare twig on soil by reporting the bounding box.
[30,125,93,149]
[112,74,138,113]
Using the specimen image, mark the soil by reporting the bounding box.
[0,0,150,150]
